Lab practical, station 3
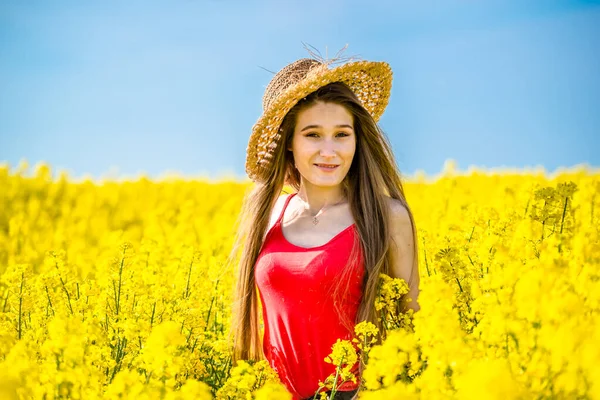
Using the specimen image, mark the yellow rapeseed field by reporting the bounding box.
[1,161,599,399]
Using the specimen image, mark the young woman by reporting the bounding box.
[229,56,420,400]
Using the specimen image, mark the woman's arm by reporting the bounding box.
[387,198,421,313]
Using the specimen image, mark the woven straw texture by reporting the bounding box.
[246,57,393,183]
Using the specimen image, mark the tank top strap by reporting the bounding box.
[276,192,297,225]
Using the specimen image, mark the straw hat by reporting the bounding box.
[245,52,393,183]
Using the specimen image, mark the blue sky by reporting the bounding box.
[1,0,599,180]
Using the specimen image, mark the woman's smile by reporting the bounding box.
[314,163,340,172]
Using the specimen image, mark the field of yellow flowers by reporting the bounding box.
[1,161,599,399]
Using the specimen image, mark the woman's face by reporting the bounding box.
[289,101,356,188]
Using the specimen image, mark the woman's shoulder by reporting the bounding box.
[275,192,295,211]
[384,195,410,222]
[266,193,294,232]
[276,192,294,206]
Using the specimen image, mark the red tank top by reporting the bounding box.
[254,193,365,399]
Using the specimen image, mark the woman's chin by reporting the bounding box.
[305,176,345,188]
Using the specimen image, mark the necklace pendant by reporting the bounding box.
[312,216,319,225]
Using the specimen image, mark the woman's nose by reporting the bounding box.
[319,140,337,157]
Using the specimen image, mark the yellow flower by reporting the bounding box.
[1,162,598,399]
[254,382,293,400]
[164,379,213,400]
[324,339,357,368]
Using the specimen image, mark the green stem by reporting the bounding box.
[184,259,193,299]
[523,196,531,218]
[560,196,568,234]
[422,241,431,277]
[115,252,125,316]
[203,280,220,333]
[467,226,475,243]
[58,274,74,315]
[330,364,342,398]
[18,272,24,340]
[540,200,547,241]
[2,290,9,313]
[186,327,194,346]
[150,302,156,328]
[449,261,463,293]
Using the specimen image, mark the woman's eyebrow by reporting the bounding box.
[299,124,354,132]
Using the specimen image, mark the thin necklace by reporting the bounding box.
[297,195,347,226]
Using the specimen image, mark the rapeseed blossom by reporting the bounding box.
[317,338,358,399]
[0,161,598,399]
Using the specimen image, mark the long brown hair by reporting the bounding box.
[228,82,419,372]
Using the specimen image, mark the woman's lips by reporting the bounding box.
[314,164,340,172]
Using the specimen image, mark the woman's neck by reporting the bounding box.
[296,183,347,215]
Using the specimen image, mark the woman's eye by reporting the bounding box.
[305,132,349,138]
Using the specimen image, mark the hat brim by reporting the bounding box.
[246,60,393,183]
